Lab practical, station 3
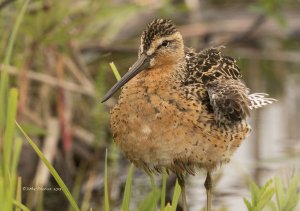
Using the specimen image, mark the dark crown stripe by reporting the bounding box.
[142,19,178,51]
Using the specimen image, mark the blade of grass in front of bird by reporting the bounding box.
[109,62,122,81]
[171,179,181,211]
[121,163,134,211]
[16,122,80,211]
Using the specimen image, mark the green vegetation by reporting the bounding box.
[0,0,30,210]
[244,175,300,211]
[273,175,300,211]
[0,0,299,210]
[16,122,80,211]
[244,179,275,210]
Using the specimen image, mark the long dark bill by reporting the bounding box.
[101,53,149,103]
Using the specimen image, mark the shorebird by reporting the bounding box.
[101,18,276,211]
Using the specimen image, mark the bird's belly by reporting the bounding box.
[110,83,251,173]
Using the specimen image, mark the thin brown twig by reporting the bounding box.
[69,41,91,78]
[63,54,95,91]
[0,64,96,96]
[80,44,137,54]
[55,54,71,152]
[72,125,95,146]
[18,42,38,118]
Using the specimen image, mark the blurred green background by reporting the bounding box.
[0,0,299,210]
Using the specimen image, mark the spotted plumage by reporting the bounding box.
[101,18,276,211]
[183,47,275,124]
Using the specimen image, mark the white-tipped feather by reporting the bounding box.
[248,93,277,110]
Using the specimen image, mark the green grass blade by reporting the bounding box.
[81,172,95,211]
[0,178,6,211]
[3,0,30,66]
[160,169,167,210]
[13,140,23,211]
[149,173,156,191]
[15,177,22,211]
[267,200,277,211]
[149,173,159,210]
[16,122,80,211]
[121,163,134,211]
[68,165,85,211]
[109,62,122,81]
[250,182,260,207]
[0,0,30,128]
[138,173,161,211]
[274,176,284,210]
[0,61,8,128]
[36,191,44,211]
[163,203,172,211]
[256,188,275,210]
[171,179,181,211]
[3,88,18,182]
[282,174,300,211]
[104,149,110,211]
[12,200,30,211]
[11,137,23,180]
[243,197,252,211]
[137,188,160,211]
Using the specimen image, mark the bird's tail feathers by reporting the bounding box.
[248,93,277,110]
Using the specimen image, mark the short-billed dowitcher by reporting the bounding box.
[101,18,276,211]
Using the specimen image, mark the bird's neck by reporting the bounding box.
[140,59,186,83]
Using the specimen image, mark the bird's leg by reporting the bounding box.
[177,174,188,211]
[204,171,212,211]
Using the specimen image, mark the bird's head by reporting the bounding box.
[101,19,184,103]
[139,18,184,67]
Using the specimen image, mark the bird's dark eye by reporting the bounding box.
[161,40,169,47]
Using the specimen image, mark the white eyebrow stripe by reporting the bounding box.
[146,32,181,56]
